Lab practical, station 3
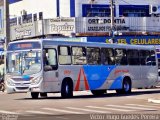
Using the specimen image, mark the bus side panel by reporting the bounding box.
[84,65,116,90]
[57,65,158,92]
[42,70,60,92]
[58,65,85,91]
[140,66,155,88]
[107,66,130,90]
[58,65,117,91]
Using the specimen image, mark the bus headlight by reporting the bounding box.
[7,80,15,86]
[31,76,42,85]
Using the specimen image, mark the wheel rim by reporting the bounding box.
[124,81,130,92]
[65,84,69,94]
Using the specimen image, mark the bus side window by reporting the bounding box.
[43,50,49,65]
[43,48,58,71]
[150,50,156,66]
[87,47,101,65]
[58,46,71,65]
[115,49,127,65]
[72,46,86,65]
[101,48,115,65]
[140,50,150,65]
[127,49,140,65]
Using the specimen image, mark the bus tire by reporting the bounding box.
[40,93,47,98]
[116,78,131,94]
[91,90,106,96]
[61,80,73,98]
[0,83,5,92]
[31,92,39,99]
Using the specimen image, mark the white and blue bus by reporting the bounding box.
[5,39,158,98]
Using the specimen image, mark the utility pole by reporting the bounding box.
[109,0,115,43]
[3,0,10,79]
[4,0,10,46]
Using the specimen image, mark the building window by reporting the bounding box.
[39,12,43,20]
[33,14,37,21]
[10,18,17,26]
[18,17,21,25]
[119,5,150,17]
[22,14,32,23]
[82,4,112,17]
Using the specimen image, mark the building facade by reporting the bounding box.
[0,0,158,44]
[9,0,160,19]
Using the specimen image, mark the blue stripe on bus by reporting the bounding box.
[83,66,116,90]
[109,76,123,89]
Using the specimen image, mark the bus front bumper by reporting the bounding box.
[6,86,29,94]
[6,84,41,94]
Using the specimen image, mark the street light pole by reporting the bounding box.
[110,0,115,43]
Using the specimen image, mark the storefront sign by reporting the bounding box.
[86,17,129,32]
[10,23,36,40]
[45,18,75,35]
[87,36,160,45]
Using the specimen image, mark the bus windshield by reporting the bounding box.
[7,50,41,75]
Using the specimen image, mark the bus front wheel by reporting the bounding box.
[31,92,39,99]
[61,80,73,98]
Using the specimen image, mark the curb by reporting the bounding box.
[148,98,160,104]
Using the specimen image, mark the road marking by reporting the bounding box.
[66,107,111,113]
[56,116,69,120]
[42,108,84,114]
[86,106,134,112]
[25,110,53,115]
[105,105,157,111]
[126,104,160,109]
[148,99,160,104]
[0,110,19,114]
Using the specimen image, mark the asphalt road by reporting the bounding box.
[0,88,160,120]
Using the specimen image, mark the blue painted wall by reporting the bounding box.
[56,0,60,17]
[70,0,75,17]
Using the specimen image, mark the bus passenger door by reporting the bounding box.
[43,47,59,92]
